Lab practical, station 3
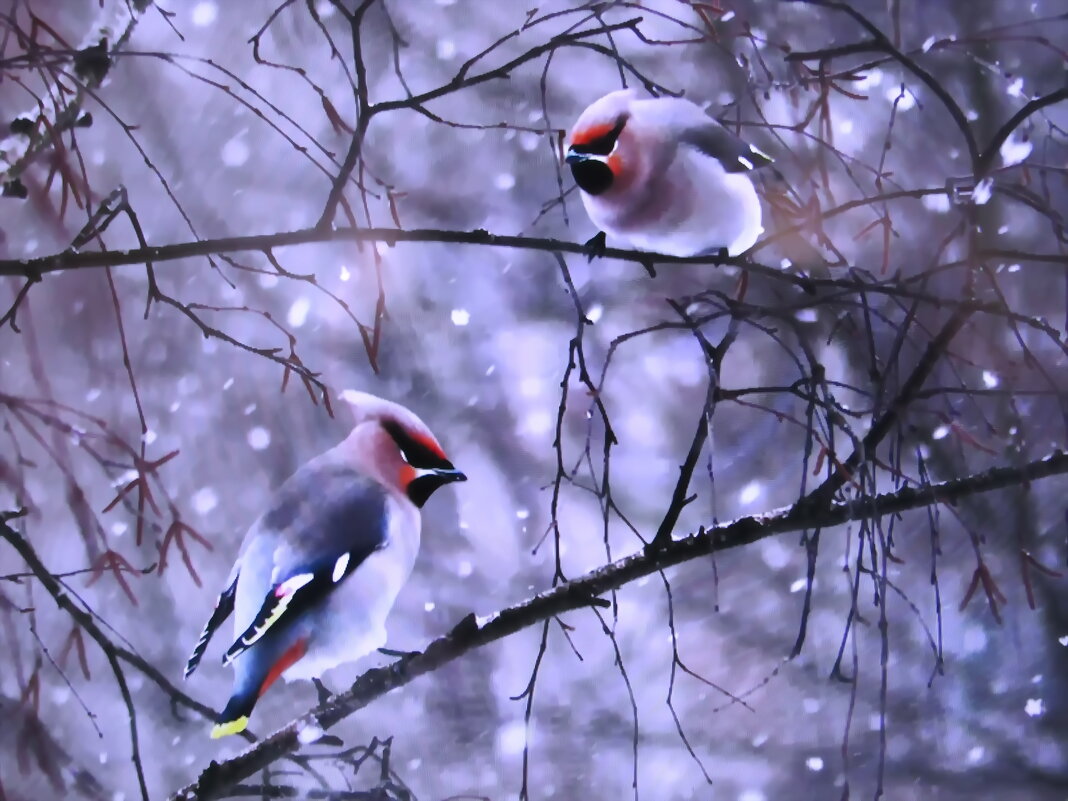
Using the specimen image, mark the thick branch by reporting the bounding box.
[169,450,1068,801]
[0,225,734,276]
[2,226,1062,346]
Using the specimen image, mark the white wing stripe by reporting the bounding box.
[332,553,350,583]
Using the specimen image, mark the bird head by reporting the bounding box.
[339,390,466,508]
[565,90,639,196]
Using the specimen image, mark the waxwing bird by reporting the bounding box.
[565,89,773,258]
[184,391,466,738]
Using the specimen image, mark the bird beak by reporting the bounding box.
[433,467,467,484]
[565,147,588,165]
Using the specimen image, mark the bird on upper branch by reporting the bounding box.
[565,89,774,259]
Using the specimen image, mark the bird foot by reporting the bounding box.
[582,231,607,262]
[312,677,333,705]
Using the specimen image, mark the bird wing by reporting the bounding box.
[633,95,773,174]
[222,465,390,666]
[680,121,773,174]
[184,566,239,678]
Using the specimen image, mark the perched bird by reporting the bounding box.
[565,89,773,258]
[184,391,466,738]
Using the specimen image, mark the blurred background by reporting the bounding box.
[1,1,1067,799]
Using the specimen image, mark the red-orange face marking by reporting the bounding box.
[569,122,618,147]
[258,637,308,697]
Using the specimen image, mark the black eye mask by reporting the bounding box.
[569,114,628,157]
[381,420,452,470]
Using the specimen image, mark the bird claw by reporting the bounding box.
[582,231,607,262]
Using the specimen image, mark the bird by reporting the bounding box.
[183,390,467,738]
[564,89,773,259]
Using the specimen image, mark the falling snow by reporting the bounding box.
[192,487,218,515]
[522,410,554,436]
[496,720,527,755]
[738,480,763,506]
[221,135,250,168]
[1024,698,1044,717]
[287,297,311,328]
[922,193,951,213]
[451,308,471,326]
[436,39,456,60]
[191,2,218,26]
[297,723,325,744]
[761,540,792,571]
[999,132,1032,167]
[247,427,271,450]
[972,178,994,205]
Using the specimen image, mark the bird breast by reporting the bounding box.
[583,145,762,257]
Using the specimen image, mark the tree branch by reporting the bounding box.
[976,86,1068,177]
[168,449,1068,801]
[5,225,1061,349]
[784,0,980,169]
[0,0,151,189]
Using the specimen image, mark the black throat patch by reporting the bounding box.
[571,160,614,195]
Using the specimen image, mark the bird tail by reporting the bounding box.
[210,636,309,738]
[211,690,257,739]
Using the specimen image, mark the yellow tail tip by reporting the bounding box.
[210,716,249,739]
